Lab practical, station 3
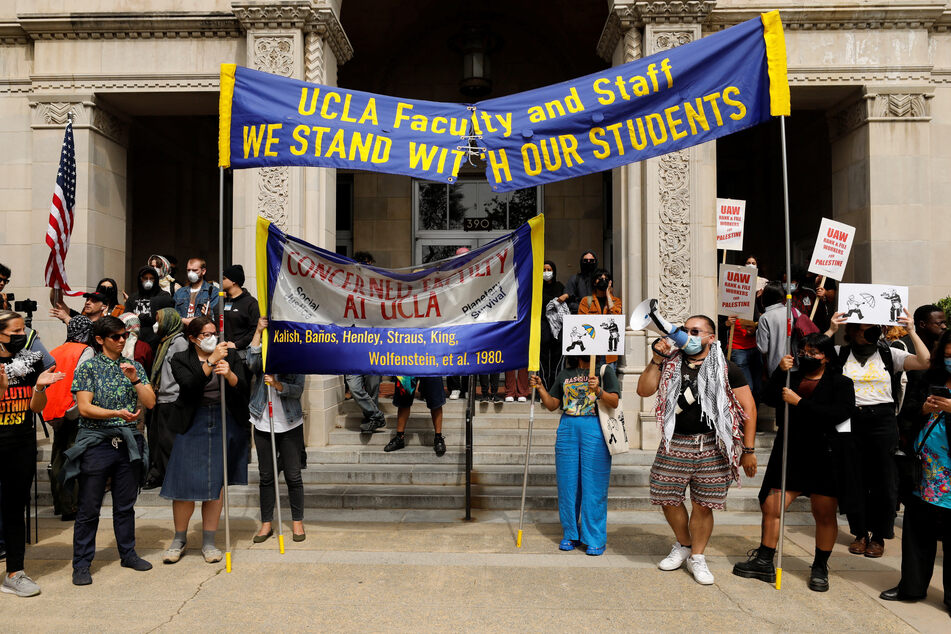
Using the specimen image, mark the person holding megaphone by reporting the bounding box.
[635,307,757,586]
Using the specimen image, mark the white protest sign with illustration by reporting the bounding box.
[715,198,746,251]
[808,218,855,281]
[838,284,909,325]
[718,264,757,321]
[561,314,626,356]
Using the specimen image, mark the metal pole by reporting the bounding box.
[267,394,285,553]
[776,115,793,590]
[218,166,232,572]
[464,374,476,520]
[516,378,537,547]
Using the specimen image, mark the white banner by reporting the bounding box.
[718,264,757,321]
[561,314,626,356]
[808,218,855,281]
[715,198,746,251]
[270,237,519,328]
[838,284,909,326]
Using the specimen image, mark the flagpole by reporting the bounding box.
[219,165,232,572]
[776,114,792,590]
[267,394,286,554]
[516,376,537,548]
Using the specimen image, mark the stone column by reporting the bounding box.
[232,1,352,447]
[599,1,716,449]
[827,86,934,305]
[27,96,129,345]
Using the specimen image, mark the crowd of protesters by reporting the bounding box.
[0,247,950,616]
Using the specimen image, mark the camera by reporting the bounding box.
[14,299,38,313]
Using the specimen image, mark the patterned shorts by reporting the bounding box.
[649,432,732,510]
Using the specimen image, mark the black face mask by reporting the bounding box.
[580,259,597,275]
[2,333,27,355]
[863,326,882,343]
[798,356,823,374]
[594,279,609,291]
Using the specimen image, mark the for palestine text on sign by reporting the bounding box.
[715,198,746,250]
[808,217,855,281]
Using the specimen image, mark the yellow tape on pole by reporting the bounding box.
[226,551,232,573]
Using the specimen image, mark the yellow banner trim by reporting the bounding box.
[761,11,791,117]
[218,63,236,167]
[256,215,271,371]
[527,214,545,372]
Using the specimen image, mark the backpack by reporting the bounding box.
[837,341,902,412]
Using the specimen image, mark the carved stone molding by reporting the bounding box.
[29,73,220,92]
[708,4,946,32]
[0,79,31,95]
[657,150,691,322]
[789,66,932,85]
[309,7,353,65]
[252,35,295,77]
[828,88,934,141]
[258,166,289,228]
[653,29,692,52]
[623,26,642,64]
[17,12,241,39]
[232,1,314,30]
[305,32,325,84]
[29,98,129,146]
[598,1,709,60]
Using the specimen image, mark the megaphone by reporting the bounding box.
[630,298,689,357]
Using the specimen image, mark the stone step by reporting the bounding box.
[335,414,562,431]
[31,482,792,512]
[327,428,557,447]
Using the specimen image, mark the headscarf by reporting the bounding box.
[96,277,120,310]
[150,308,183,387]
[66,315,93,345]
[148,254,178,295]
[119,312,140,359]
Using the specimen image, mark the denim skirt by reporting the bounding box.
[160,404,249,501]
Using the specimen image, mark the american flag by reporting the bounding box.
[45,121,81,295]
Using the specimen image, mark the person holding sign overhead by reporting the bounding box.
[826,309,931,558]
[530,354,619,556]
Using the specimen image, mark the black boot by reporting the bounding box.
[732,547,776,583]
[808,563,829,592]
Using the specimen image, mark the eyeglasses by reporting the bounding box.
[105,332,129,342]
[799,352,825,360]
[0,277,8,284]
[680,327,712,337]
[196,331,216,339]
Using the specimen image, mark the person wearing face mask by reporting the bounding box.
[578,269,623,368]
[756,281,793,376]
[142,308,187,490]
[733,334,855,592]
[0,310,66,597]
[637,315,757,586]
[540,260,565,391]
[119,313,154,377]
[826,310,931,558]
[42,316,96,521]
[562,251,598,315]
[172,258,220,325]
[127,266,171,332]
[148,254,180,296]
[880,328,951,613]
[161,316,249,564]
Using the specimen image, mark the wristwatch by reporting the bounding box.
[34,385,46,393]
[206,359,216,368]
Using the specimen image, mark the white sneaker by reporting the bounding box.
[657,542,692,571]
[504,396,515,402]
[686,554,715,585]
[449,390,461,400]
[1,571,40,597]
[517,396,527,402]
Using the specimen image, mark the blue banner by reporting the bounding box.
[220,13,788,191]
[255,216,545,376]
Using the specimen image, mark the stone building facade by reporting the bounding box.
[2,0,950,448]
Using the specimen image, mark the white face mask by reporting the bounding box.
[198,335,217,353]
[745,263,757,268]
[152,322,160,334]
[187,271,201,284]
[142,280,154,290]
[542,271,553,282]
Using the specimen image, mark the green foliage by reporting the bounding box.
[936,296,951,317]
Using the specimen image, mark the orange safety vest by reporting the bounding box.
[42,341,89,421]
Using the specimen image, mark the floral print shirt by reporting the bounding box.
[71,353,149,429]
[915,413,951,509]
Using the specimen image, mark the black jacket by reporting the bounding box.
[765,367,855,443]
[127,265,172,349]
[222,290,260,351]
[170,346,250,429]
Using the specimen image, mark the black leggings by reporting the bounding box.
[0,441,36,573]
[897,496,951,607]
[254,426,305,522]
[845,406,899,540]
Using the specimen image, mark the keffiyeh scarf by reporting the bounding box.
[655,341,746,480]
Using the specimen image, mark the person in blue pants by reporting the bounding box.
[531,356,620,555]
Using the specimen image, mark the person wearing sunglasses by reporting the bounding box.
[66,316,156,586]
[637,314,757,586]
[0,263,10,311]
[733,333,855,592]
